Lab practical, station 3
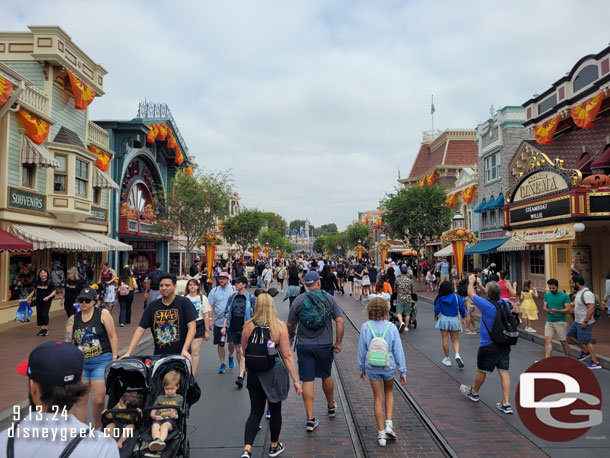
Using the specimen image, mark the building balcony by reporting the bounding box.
[86,120,110,150]
[18,84,50,119]
[48,194,93,224]
[119,215,172,239]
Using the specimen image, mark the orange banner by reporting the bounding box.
[67,70,95,110]
[167,129,177,149]
[445,193,459,209]
[425,170,438,186]
[174,146,184,165]
[451,240,466,280]
[461,185,477,204]
[205,243,216,283]
[0,76,13,106]
[89,145,111,171]
[147,124,159,143]
[157,123,168,141]
[534,115,560,145]
[185,166,193,176]
[18,109,50,144]
[571,92,604,129]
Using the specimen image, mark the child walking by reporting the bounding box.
[520,281,539,333]
[358,297,407,447]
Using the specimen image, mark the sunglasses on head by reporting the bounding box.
[77,298,95,303]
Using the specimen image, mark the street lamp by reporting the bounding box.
[452,213,465,230]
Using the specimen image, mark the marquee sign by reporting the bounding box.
[509,196,571,226]
[512,223,575,243]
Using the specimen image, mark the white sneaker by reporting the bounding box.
[384,421,397,440]
[526,327,536,333]
[442,357,452,366]
[377,431,386,447]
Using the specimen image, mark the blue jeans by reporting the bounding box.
[83,353,113,380]
[118,291,134,325]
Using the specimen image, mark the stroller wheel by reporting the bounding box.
[412,318,417,329]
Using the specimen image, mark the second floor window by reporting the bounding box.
[485,153,500,183]
[490,210,496,227]
[93,187,101,205]
[54,155,67,193]
[22,164,36,189]
[482,212,488,229]
[75,159,88,197]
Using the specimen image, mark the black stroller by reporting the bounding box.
[249,269,258,287]
[389,292,418,329]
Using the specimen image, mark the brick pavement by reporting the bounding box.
[336,294,547,458]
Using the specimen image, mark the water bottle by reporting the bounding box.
[267,340,275,355]
[220,333,227,347]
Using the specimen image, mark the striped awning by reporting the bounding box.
[80,231,132,251]
[497,238,528,252]
[434,245,455,257]
[53,229,108,251]
[92,166,119,190]
[12,224,94,251]
[21,136,60,168]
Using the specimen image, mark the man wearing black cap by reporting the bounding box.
[287,271,344,433]
[0,341,119,457]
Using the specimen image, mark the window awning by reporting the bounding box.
[12,224,95,251]
[79,231,133,251]
[473,198,487,213]
[21,136,60,168]
[92,167,119,190]
[497,238,529,252]
[0,229,33,252]
[434,245,455,257]
[464,238,509,255]
[487,193,505,210]
[53,229,108,252]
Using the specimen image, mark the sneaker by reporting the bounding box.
[577,352,591,361]
[229,356,235,369]
[587,361,601,370]
[268,442,285,457]
[496,402,514,414]
[144,452,162,458]
[218,363,227,374]
[306,418,319,432]
[526,327,536,333]
[399,322,405,333]
[36,329,48,336]
[460,384,479,402]
[266,409,271,419]
[377,431,387,447]
[384,421,397,440]
[241,450,252,458]
[120,323,125,327]
[442,357,452,366]
[149,439,166,451]
[455,356,464,369]
[235,376,244,388]
[327,402,337,418]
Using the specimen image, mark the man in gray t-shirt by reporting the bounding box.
[287,271,344,432]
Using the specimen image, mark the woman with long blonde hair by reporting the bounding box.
[240,293,302,458]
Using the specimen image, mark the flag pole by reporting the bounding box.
[431,94,435,131]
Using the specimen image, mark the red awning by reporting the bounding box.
[0,229,33,252]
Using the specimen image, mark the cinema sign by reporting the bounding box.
[512,170,569,202]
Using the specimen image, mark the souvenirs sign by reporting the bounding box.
[88,206,107,222]
[9,187,45,213]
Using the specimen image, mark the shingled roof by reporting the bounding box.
[53,126,85,149]
[407,137,477,180]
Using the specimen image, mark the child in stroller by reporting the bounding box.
[148,370,182,453]
[389,293,418,330]
[103,392,144,449]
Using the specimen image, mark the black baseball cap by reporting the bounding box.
[17,341,84,386]
[77,287,97,301]
[235,275,248,285]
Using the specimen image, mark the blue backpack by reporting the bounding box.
[299,290,332,329]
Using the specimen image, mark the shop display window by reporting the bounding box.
[8,253,34,300]
[530,250,545,275]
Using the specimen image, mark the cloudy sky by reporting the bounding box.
[3,1,609,229]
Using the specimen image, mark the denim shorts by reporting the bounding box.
[567,321,594,344]
[367,372,395,382]
[477,343,510,373]
[229,330,242,346]
[83,352,113,381]
[296,344,333,382]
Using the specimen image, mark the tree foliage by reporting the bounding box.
[313,236,327,254]
[262,212,287,235]
[288,219,315,236]
[345,223,372,248]
[222,209,266,256]
[324,232,348,254]
[159,169,232,272]
[382,185,452,255]
[317,223,338,236]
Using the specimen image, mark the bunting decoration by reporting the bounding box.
[18,109,50,144]
[445,193,460,209]
[374,217,383,229]
[147,124,160,143]
[424,170,438,186]
[185,166,193,176]
[89,145,111,172]
[461,185,477,204]
[66,70,95,110]
[418,177,426,189]
[157,123,168,141]
[174,146,184,165]
[534,115,560,145]
[571,92,604,129]
[0,76,13,106]
[167,129,177,149]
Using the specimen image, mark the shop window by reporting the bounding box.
[22,164,36,189]
[54,154,67,193]
[93,187,101,205]
[490,210,496,227]
[538,94,557,115]
[499,210,504,226]
[75,159,88,197]
[484,153,500,183]
[481,212,488,229]
[573,65,598,93]
[8,253,34,301]
[530,250,545,275]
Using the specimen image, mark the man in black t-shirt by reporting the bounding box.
[123,274,197,360]
[189,259,201,278]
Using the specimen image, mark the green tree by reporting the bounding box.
[259,229,286,250]
[289,219,315,237]
[382,185,452,255]
[324,232,348,254]
[222,209,266,257]
[262,212,287,235]
[157,169,232,273]
[345,223,372,248]
[313,236,327,254]
[317,223,338,236]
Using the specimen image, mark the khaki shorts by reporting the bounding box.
[544,321,567,341]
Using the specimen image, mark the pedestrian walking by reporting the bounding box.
[262,264,273,289]
[460,276,515,414]
[145,262,165,303]
[189,258,201,277]
[336,260,346,291]
[240,293,302,458]
[320,265,339,296]
[347,263,355,296]
[353,261,365,300]
[287,271,344,432]
[425,270,435,292]
[276,263,287,292]
[117,267,137,327]
[65,287,119,429]
[439,257,450,284]
[208,271,236,373]
[98,262,117,311]
[26,268,56,336]
[394,265,413,332]
[285,262,303,306]
[603,269,610,316]
[63,267,85,317]
[222,276,256,387]
[184,278,211,375]
[568,276,601,369]
[1,341,119,457]
[434,281,466,368]
[520,281,539,333]
[542,278,571,358]
[51,261,65,296]
[358,297,406,447]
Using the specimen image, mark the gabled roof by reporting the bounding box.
[53,126,85,149]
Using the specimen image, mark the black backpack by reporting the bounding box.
[245,325,276,372]
[149,271,162,290]
[337,263,345,273]
[482,299,519,346]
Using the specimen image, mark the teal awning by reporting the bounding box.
[473,198,487,213]
[487,193,505,210]
[464,238,509,255]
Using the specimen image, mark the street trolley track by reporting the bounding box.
[337,303,459,458]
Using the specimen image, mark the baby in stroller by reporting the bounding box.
[149,370,182,453]
[103,392,144,449]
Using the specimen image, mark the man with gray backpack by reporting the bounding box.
[287,271,344,433]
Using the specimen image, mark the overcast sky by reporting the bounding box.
[3,1,609,230]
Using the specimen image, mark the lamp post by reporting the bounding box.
[452,213,465,230]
